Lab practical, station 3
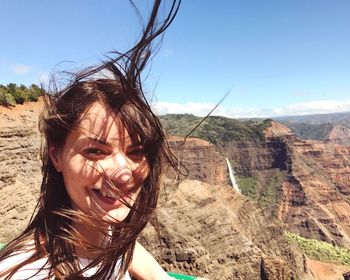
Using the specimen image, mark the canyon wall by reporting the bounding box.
[276,131,350,248]
[224,119,350,249]
[0,103,42,242]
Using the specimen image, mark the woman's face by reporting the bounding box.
[49,102,150,222]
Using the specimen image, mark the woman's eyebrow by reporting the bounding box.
[87,136,112,146]
[85,136,133,147]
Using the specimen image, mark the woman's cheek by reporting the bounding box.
[73,156,97,176]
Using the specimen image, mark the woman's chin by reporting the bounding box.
[102,207,131,223]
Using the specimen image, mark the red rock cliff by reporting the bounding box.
[265,121,350,248]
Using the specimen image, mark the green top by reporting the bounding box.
[167,272,197,279]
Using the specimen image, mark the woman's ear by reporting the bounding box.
[49,146,62,172]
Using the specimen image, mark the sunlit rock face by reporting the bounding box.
[166,136,229,186]
[278,135,350,248]
[141,180,309,280]
[0,103,41,243]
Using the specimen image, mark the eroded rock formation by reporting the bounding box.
[227,120,350,249]
[0,103,41,243]
[273,128,350,248]
[140,180,310,279]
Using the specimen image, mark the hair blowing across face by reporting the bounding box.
[0,1,181,279]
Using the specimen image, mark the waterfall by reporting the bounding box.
[225,158,240,192]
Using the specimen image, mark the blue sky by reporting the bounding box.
[1,0,350,118]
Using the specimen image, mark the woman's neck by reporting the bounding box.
[72,221,110,259]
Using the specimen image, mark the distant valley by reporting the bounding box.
[274,111,350,145]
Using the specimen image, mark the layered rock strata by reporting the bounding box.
[275,133,350,248]
[141,180,310,279]
[0,104,41,243]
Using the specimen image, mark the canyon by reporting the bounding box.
[1,102,350,279]
[213,119,350,249]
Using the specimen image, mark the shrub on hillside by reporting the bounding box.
[28,84,42,101]
[0,83,42,106]
[160,114,273,145]
[11,89,29,104]
[284,231,350,265]
[0,89,16,107]
[236,176,257,199]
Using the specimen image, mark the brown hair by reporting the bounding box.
[0,0,181,279]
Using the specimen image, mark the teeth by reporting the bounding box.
[101,189,107,197]
[100,189,117,199]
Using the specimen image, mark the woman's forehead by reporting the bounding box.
[77,102,131,143]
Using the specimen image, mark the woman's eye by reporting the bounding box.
[128,147,144,158]
[83,147,105,157]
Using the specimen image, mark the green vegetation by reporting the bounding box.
[0,83,42,107]
[160,114,272,145]
[236,170,283,214]
[285,231,350,265]
[258,169,283,212]
[236,176,257,199]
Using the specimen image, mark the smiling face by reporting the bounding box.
[49,102,150,223]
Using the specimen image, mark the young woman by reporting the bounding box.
[0,0,181,279]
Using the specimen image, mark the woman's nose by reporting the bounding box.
[110,167,132,184]
[105,154,132,184]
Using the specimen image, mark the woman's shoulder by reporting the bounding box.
[0,249,52,280]
[0,248,131,280]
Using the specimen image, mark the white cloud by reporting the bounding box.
[11,64,31,75]
[152,101,228,116]
[152,99,350,119]
[273,100,350,116]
